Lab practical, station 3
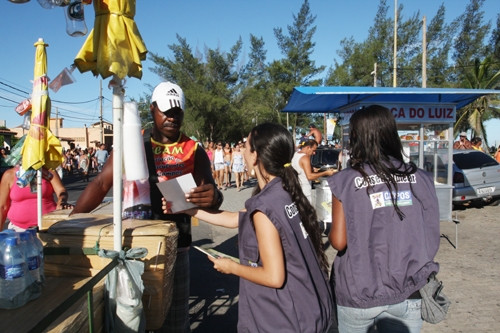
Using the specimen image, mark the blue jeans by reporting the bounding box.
[338,299,422,333]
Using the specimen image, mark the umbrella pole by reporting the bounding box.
[112,77,124,251]
[37,170,42,230]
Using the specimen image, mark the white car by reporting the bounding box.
[452,150,500,206]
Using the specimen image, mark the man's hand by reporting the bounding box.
[325,168,336,176]
[185,183,218,208]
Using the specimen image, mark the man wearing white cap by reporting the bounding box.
[453,132,472,149]
[72,81,223,332]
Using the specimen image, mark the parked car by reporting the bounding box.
[452,150,500,207]
[406,149,500,208]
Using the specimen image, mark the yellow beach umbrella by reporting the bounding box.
[20,38,63,230]
[74,0,147,80]
[73,0,147,251]
[21,38,63,172]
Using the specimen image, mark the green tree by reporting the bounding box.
[452,0,491,83]
[455,57,500,147]
[236,34,276,137]
[424,4,458,87]
[271,0,325,133]
[325,0,425,88]
[488,14,500,63]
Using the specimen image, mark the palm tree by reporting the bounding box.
[454,57,500,148]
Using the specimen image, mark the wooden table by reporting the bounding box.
[0,258,116,333]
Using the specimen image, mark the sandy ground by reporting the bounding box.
[191,182,500,332]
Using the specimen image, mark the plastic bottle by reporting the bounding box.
[116,264,140,307]
[4,134,26,167]
[28,228,45,284]
[0,237,29,309]
[64,1,88,37]
[16,166,37,188]
[37,0,69,9]
[0,233,8,301]
[19,232,41,300]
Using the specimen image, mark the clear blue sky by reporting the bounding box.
[1,0,499,145]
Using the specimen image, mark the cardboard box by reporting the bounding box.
[39,213,178,330]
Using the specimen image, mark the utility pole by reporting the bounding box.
[422,16,427,88]
[323,113,327,145]
[100,79,104,144]
[371,62,377,87]
[393,0,398,87]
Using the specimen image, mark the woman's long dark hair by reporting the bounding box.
[248,123,328,273]
[349,105,418,220]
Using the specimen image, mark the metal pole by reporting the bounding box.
[100,79,104,144]
[112,76,123,252]
[393,0,398,87]
[37,170,42,230]
[323,113,327,145]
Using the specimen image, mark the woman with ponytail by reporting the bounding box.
[164,122,332,332]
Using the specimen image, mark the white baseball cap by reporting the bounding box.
[151,81,185,112]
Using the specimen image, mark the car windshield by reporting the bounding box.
[311,149,339,166]
[453,151,499,170]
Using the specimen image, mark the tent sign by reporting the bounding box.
[338,103,456,125]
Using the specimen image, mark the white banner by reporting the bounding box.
[339,103,456,125]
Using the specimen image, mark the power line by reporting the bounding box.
[0,79,102,105]
[51,98,100,104]
[0,95,21,104]
[0,81,29,95]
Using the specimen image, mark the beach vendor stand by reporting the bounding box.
[0,0,179,330]
[282,86,498,246]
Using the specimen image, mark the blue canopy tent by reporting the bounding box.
[282,86,498,113]
[282,86,499,248]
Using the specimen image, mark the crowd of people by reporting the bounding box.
[0,140,111,231]
[204,139,251,192]
[61,143,109,180]
[1,79,498,332]
[452,131,500,157]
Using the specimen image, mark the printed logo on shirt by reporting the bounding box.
[248,260,258,267]
[354,174,416,189]
[370,190,413,209]
[285,202,299,219]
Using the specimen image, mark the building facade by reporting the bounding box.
[9,118,113,150]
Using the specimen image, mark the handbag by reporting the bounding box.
[419,273,451,324]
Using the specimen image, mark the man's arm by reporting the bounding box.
[70,154,114,215]
[299,155,334,181]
